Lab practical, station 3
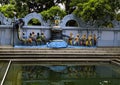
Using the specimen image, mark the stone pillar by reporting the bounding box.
[51,27,62,40]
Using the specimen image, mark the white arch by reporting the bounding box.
[60,14,85,27]
[23,12,46,26]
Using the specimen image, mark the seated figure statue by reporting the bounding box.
[68,32,74,45]
[27,33,33,44]
[41,32,46,45]
[21,32,27,44]
[36,33,41,45]
[54,13,60,26]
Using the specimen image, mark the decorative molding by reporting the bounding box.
[0,12,12,25]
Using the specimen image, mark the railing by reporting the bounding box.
[0,60,11,85]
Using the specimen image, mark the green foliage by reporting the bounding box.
[102,22,113,28]
[116,13,120,21]
[13,0,29,18]
[0,4,15,18]
[40,6,66,20]
[72,0,120,23]
[0,0,120,27]
[28,18,41,25]
[70,0,88,7]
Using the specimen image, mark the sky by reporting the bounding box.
[58,3,65,10]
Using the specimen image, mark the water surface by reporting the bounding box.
[2,62,120,85]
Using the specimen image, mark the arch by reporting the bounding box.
[60,14,85,27]
[66,20,78,27]
[23,12,46,26]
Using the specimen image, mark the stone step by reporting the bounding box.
[0,46,120,50]
[0,58,111,62]
[0,49,119,54]
[0,54,119,61]
[0,47,119,53]
[0,50,112,53]
[111,60,120,66]
[0,46,119,63]
[0,52,120,56]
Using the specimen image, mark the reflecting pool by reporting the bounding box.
[2,62,120,85]
[0,61,9,83]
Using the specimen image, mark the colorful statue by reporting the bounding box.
[81,34,86,46]
[54,13,60,26]
[36,33,41,45]
[93,34,97,46]
[41,32,46,44]
[88,34,92,46]
[28,33,33,44]
[73,34,80,46]
[68,32,74,45]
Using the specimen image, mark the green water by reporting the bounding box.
[1,62,120,85]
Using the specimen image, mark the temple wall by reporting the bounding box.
[13,28,51,45]
[0,26,120,46]
[0,12,120,46]
[62,28,120,46]
[0,27,13,45]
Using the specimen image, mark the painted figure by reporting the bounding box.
[68,32,74,45]
[93,34,97,46]
[74,34,80,46]
[31,32,36,41]
[36,33,41,45]
[22,32,27,39]
[41,32,46,44]
[88,34,92,46]
[21,32,27,44]
[81,34,86,46]
[54,13,60,26]
[28,33,33,44]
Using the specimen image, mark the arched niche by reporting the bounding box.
[23,12,45,26]
[28,18,41,26]
[66,20,78,27]
[60,14,85,27]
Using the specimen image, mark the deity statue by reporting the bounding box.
[54,13,60,26]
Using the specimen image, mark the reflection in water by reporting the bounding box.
[22,65,96,80]
[3,63,120,85]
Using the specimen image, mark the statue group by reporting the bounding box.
[67,32,98,46]
[21,32,46,45]
[16,15,98,47]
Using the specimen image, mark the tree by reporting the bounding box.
[0,0,9,5]
[71,0,120,26]
[0,4,15,18]
[116,13,120,21]
[40,6,66,21]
